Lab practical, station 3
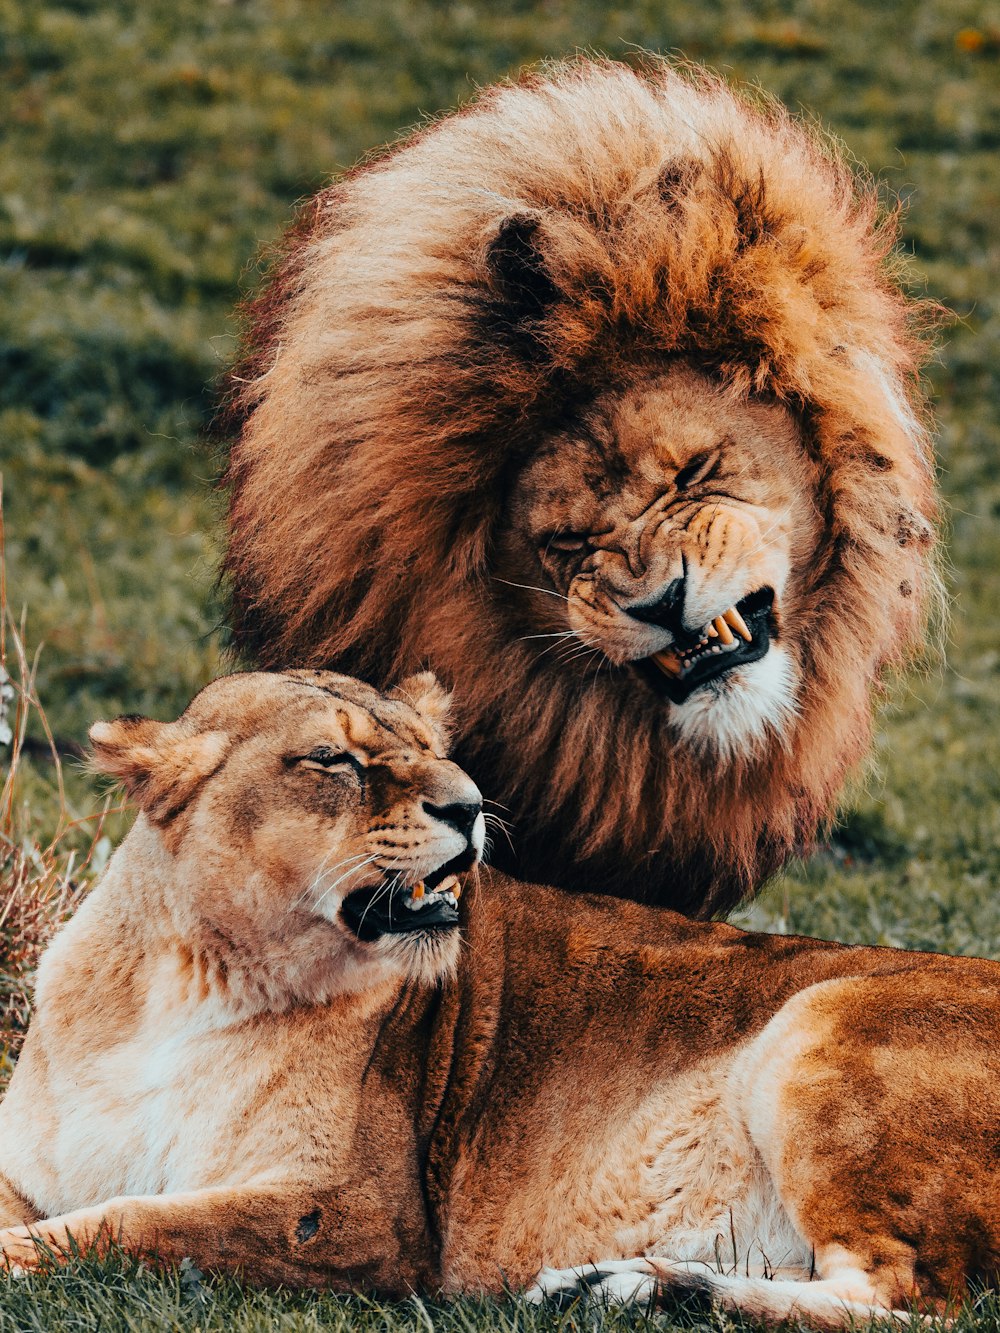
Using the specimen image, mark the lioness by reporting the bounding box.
[2,671,998,1325]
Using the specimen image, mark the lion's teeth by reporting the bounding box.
[411,881,425,901]
[651,649,682,677]
[723,607,753,642]
[705,621,718,638]
[714,615,735,645]
[657,651,681,675]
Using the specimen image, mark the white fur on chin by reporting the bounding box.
[668,646,798,759]
[376,929,462,987]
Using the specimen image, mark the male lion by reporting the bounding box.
[224,58,939,916]
[3,673,1000,1325]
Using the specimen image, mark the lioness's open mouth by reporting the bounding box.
[341,857,471,941]
[636,588,775,705]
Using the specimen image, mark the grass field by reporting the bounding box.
[2,0,1000,1326]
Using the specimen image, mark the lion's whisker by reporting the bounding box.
[533,634,588,664]
[493,576,571,604]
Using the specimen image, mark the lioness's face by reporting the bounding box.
[92,671,485,987]
[500,365,822,756]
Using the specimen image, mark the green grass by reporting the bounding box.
[5,1255,1000,1333]
[1,0,999,1325]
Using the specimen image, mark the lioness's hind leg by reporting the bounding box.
[526,1256,913,1328]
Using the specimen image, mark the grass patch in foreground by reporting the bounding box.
[4,1252,1000,1333]
[0,1252,974,1333]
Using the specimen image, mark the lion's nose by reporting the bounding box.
[422,799,482,841]
[627,576,686,634]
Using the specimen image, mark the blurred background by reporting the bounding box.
[1,0,999,969]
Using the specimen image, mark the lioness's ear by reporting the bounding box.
[89,716,229,825]
[484,212,560,324]
[389,672,452,745]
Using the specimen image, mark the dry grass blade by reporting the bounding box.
[0,482,121,1086]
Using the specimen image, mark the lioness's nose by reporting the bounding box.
[422,798,482,841]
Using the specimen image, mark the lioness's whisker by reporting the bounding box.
[297,850,374,909]
[484,811,515,854]
[312,856,381,911]
[355,871,404,934]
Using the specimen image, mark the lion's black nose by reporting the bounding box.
[628,577,686,634]
[423,799,482,840]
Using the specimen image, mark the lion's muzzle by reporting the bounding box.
[636,587,776,704]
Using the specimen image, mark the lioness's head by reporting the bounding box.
[89,671,484,999]
[500,364,819,756]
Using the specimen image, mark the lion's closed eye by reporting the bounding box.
[674,452,718,491]
[545,532,589,556]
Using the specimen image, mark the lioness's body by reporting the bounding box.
[4,861,1000,1316]
[2,673,998,1323]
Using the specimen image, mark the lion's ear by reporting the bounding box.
[89,716,229,825]
[390,672,453,746]
[484,212,560,325]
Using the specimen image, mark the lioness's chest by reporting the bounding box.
[7,997,349,1217]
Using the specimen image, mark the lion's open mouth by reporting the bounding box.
[636,587,775,705]
[341,855,472,941]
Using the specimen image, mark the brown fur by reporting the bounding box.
[2,674,999,1327]
[223,57,940,917]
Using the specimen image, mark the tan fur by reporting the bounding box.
[3,675,999,1327]
[224,57,941,916]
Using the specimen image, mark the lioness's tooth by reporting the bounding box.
[412,882,425,901]
[714,616,735,645]
[723,607,752,642]
[706,622,718,638]
[452,879,462,901]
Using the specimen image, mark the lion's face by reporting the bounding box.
[90,671,485,991]
[498,366,822,756]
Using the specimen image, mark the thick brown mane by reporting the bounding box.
[223,57,940,916]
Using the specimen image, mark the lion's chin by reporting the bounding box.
[665,646,799,759]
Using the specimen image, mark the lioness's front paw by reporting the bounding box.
[525,1257,658,1309]
[0,1225,46,1272]
[0,1217,81,1272]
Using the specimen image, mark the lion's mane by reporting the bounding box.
[224,58,940,916]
